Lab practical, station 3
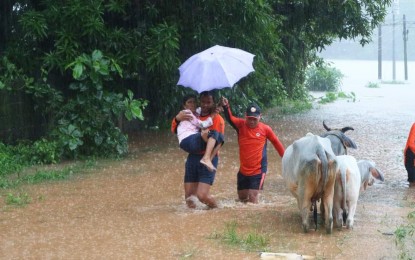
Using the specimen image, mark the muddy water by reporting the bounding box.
[1,60,415,259]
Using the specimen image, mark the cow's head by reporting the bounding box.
[358,160,385,191]
[321,121,357,155]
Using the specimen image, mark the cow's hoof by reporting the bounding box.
[302,224,309,233]
[346,219,354,229]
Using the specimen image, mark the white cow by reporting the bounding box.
[282,133,338,234]
[333,155,384,229]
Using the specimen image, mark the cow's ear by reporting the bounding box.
[342,135,357,149]
[370,168,384,182]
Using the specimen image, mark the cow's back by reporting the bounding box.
[282,134,335,188]
[282,133,338,233]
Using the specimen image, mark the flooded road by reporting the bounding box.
[0,60,414,259]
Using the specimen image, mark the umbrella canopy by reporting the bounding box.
[177,45,255,93]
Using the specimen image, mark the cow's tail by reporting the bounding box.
[316,145,329,188]
[340,168,348,225]
[313,201,318,231]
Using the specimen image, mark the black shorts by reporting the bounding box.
[405,149,415,182]
[237,172,265,190]
[184,153,218,185]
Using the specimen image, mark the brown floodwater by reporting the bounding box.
[1,60,414,259]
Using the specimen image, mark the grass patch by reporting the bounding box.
[5,192,31,207]
[277,100,313,115]
[266,99,313,118]
[209,220,269,252]
[365,81,380,88]
[318,91,355,104]
[395,210,415,259]
[318,92,337,104]
[0,159,98,189]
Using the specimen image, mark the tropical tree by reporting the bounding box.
[0,0,392,158]
[272,0,391,99]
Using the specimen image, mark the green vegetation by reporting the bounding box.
[318,91,356,104]
[265,99,313,118]
[319,92,338,104]
[305,62,344,92]
[0,143,97,189]
[209,220,269,252]
[303,62,357,105]
[0,1,391,161]
[5,192,31,207]
[395,210,415,259]
[366,82,380,88]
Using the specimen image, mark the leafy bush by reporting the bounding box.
[305,63,344,92]
[0,139,60,179]
[54,50,148,158]
[319,92,338,104]
[10,139,60,165]
[0,143,25,176]
[366,82,380,88]
[1,50,147,162]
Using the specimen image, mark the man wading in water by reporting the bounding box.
[172,91,225,208]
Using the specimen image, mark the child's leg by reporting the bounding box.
[208,131,224,160]
[200,137,217,172]
[200,129,209,142]
[199,130,224,172]
[210,143,222,161]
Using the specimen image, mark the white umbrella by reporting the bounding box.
[177,45,255,93]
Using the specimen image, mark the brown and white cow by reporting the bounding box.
[282,133,339,234]
[333,155,384,229]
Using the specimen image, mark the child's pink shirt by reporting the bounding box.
[177,109,212,144]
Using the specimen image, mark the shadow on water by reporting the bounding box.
[1,60,414,259]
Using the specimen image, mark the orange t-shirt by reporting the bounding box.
[224,105,285,176]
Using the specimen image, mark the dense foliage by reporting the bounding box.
[0,0,391,159]
[305,63,344,92]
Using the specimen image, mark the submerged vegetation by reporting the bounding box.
[209,220,270,252]
[395,210,415,259]
[305,62,344,92]
[318,91,356,104]
[366,81,380,88]
[5,192,31,207]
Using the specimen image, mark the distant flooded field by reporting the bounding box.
[327,59,415,87]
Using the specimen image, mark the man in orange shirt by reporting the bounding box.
[221,97,285,203]
[172,91,225,208]
[404,123,415,188]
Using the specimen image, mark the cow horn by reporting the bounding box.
[341,126,354,133]
[323,121,331,131]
